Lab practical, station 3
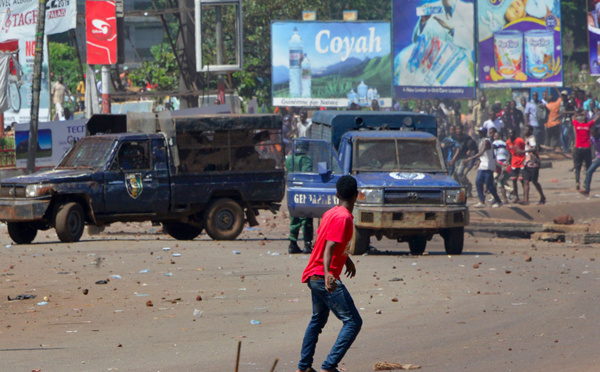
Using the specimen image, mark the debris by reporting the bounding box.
[37,302,48,306]
[82,289,89,295]
[196,295,202,301]
[193,309,203,318]
[373,361,421,370]
[553,215,574,225]
[389,278,403,282]
[375,309,382,314]
[139,269,150,273]
[172,253,181,257]
[525,256,532,262]
[505,270,512,274]
[391,298,399,302]
[95,280,108,285]
[146,300,153,307]
[473,263,480,269]
[165,273,173,277]
[162,247,171,251]
[8,294,37,301]
[111,275,122,279]
[250,320,261,325]
[233,251,241,254]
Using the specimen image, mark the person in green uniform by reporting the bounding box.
[286,141,314,254]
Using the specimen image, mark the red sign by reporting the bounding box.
[86,1,117,65]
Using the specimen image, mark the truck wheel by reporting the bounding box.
[348,227,370,255]
[55,202,85,243]
[7,222,37,244]
[443,227,464,255]
[163,222,202,240]
[204,198,245,240]
[408,236,427,255]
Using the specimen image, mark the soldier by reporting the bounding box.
[286,140,314,254]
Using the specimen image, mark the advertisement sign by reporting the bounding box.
[0,0,77,42]
[86,0,117,65]
[15,120,86,168]
[271,21,392,108]
[588,0,600,76]
[478,0,562,88]
[0,39,50,125]
[393,0,476,99]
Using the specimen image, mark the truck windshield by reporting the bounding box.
[354,139,445,173]
[56,137,116,170]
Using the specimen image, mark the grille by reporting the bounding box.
[384,189,443,205]
[0,185,25,198]
[361,212,374,223]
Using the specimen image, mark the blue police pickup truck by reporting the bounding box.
[0,114,284,244]
[287,111,469,255]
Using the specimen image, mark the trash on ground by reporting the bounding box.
[37,302,48,306]
[250,320,261,325]
[193,309,203,318]
[373,361,421,370]
[95,280,108,285]
[7,294,37,301]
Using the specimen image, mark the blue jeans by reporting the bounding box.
[298,279,362,371]
[560,122,572,154]
[476,169,502,204]
[584,157,600,193]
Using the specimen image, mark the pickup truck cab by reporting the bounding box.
[0,114,284,244]
[287,110,469,255]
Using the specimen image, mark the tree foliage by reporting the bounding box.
[48,42,82,92]
[129,43,179,91]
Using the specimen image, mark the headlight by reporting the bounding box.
[25,184,53,198]
[357,188,383,204]
[445,188,466,204]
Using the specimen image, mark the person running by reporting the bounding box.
[581,125,600,197]
[493,132,510,204]
[296,175,361,372]
[452,124,477,196]
[463,127,503,208]
[521,125,546,205]
[506,128,526,204]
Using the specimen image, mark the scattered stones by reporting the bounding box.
[473,263,480,269]
[146,300,153,307]
[82,289,89,295]
[525,256,532,262]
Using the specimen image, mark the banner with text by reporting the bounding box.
[588,0,600,76]
[86,0,117,65]
[393,0,476,99]
[15,119,86,168]
[0,38,50,124]
[271,21,392,108]
[478,0,562,88]
[0,0,77,42]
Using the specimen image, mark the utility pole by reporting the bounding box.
[101,65,111,113]
[27,0,47,174]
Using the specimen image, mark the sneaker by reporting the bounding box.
[576,182,580,191]
[303,241,313,254]
[579,190,590,197]
[473,202,485,208]
[288,241,302,254]
[492,202,503,208]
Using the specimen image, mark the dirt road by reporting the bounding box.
[2,159,600,372]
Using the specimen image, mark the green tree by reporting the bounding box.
[129,43,179,91]
[48,42,82,93]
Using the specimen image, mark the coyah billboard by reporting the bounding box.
[0,0,77,42]
[393,0,476,99]
[478,0,562,88]
[86,0,117,65]
[271,21,392,108]
[588,0,600,76]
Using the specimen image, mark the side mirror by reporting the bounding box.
[318,161,330,176]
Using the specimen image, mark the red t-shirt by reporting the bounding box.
[506,137,525,169]
[574,119,594,148]
[302,206,354,283]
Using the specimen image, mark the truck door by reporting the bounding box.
[286,139,342,218]
[104,139,169,214]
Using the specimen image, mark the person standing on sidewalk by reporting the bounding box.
[581,125,600,197]
[296,175,361,372]
[573,109,600,191]
[506,128,526,204]
[463,127,503,208]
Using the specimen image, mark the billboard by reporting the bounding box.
[588,0,600,76]
[271,21,392,108]
[86,0,117,65]
[0,0,77,42]
[0,39,51,125]
[393,0,476,99]
[15,120,86,168]
[478,0,562,88]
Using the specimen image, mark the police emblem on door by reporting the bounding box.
[125,173,143,199]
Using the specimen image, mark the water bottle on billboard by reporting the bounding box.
[347,89,358,106]
[357,80,367,105]
[301,53,311,98]
[289,27,303,98]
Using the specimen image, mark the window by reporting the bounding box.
[116,141,151,171]
[291,141,341,174]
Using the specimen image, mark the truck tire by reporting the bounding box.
[55,202,85,243]
[408,236,427,255]
[7,222,37,244]
[204,198,245,240]
[348,227,370,255]
[443,227,464,255]
[163,222,202,240]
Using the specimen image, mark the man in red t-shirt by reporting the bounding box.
[572,109,600,190]
[297,175,361,372]
[506,128,526,203]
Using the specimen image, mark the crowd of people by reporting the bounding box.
[396,88,600,207]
